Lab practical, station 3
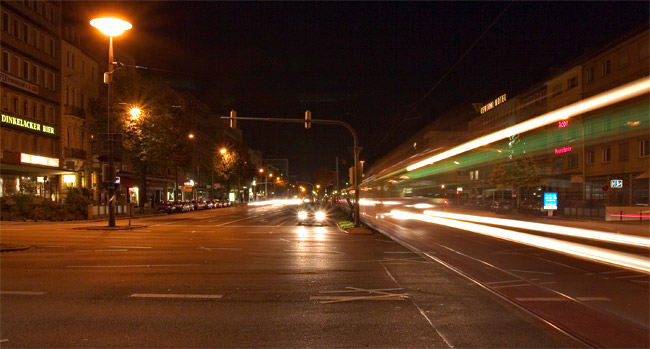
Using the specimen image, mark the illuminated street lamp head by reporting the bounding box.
[129,107,141,117]
[188,133,195,139]
[259,168,264,173]
[316,184,321,189]
[90,18,132,37]
[219,148,227,155]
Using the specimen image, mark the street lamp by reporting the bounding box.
[91,17,132,227]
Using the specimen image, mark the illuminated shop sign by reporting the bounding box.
[480,94,507,114]
[20,153,60,167]
[2,113,56,135]
[558,120,569,128]
[554,146,572,154]
[610,179,623,188]
[0,72,39,94]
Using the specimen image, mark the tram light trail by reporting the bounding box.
[406,77,650,172]
[422,210,650,248]
[390,210,650,273]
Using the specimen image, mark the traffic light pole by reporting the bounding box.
[222,115,362,227]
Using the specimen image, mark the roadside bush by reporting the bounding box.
[9,194,35,221]
[65,188,90,220]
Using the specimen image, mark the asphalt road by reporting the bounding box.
[362,208,650,348]
[2,204,591,348]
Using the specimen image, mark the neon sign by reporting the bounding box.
[2,113,56,136]
[480,94,507,114]
[558,120,569,128]
[554,146,572,154]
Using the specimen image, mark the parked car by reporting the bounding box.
[191,200,206,210]
[204,200,215,209]
[490,201,512,213]
[159,201,175,213]
[171,201,190,212]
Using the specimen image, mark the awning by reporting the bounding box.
[635,171,650,179]
[118,177,137,187]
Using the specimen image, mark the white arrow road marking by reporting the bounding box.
[311,287,408,304]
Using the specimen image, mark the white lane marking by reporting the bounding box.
[485,280,523,285]
[40,245,68,248]
[600,270,628,274]
[383,251,416,254]
[515,297,568,301]
[576,297,610,301]
[284,249,342,254]
[130,293,222,299]
[74,249,128,252]
[109,246,152,249]
[198,246,242,251]
[506,269,553,275]
[246,231,274,234]
[615,274,648,279]
[0,228,24,230]
[0,339,8,343]
[491,284,532,289]
[105,236,143,239]
[67,264,201,268]
[224,238,289,242]
[1,291,47,295]
[631,279,650,284]
[218,216,261,226]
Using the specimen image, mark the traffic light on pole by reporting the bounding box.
[305,110,311,129]
[229,110,237,128]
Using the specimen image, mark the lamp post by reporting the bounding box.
[90,17,132,227]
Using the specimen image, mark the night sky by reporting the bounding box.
[64,1,649,181]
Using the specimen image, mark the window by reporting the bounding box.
[585,67,594,84]
[641,139,649,157]
[554,157,562,170]
[13,19,18,37]
[31,64,37,83]
[602,60,611,76]
[23,61,28,79]
[91,66,96,82]
[82,60,85,76]
[13,97,18,113]
[22,23,28,42]
[619,53,629,68]
[49,39,55,57]
[567,76,578,90]
[568,155,578,169]
[640,41,649,60]
[49,72,55,90]
[2,51,8,71]
[602,146,611,163]
[23,101,28,116]
[619,142,629,162]
[2,12,8,32]
[71,53,75,69]
[66,51,69,67]
[551,84,562,97]
[586,150,594,165]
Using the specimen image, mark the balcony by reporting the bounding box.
[64,105,86,119]
[64,147,87,160]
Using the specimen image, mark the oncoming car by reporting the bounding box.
[296,204,329,225]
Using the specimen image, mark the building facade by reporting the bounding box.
[1,0,62,200]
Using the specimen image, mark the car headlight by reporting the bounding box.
[315,211,326,221]
[298,211,308,220]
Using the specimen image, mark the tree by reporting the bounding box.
[89,75,192,211]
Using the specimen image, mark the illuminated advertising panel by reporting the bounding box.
[20,153,60,167]
[543,192,558,210]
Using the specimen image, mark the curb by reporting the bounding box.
[0,244,31,252]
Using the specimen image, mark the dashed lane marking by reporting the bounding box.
[515,297,568,301]
[1,291,47,295]
[198,246,242,251]
[615,274,648,279]
[576,297,610,301]
[491,284,532,289]
[506,269,553,275]
[74,249,128,252]
[109,246,152,249]
[130,293,222,299]
[67,264,201,268]
[284,249,342,254]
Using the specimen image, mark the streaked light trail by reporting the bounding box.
[390,210,650,273]
[422,210,650,248]
[406,77,650,171]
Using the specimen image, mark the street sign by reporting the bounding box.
[543,192,558,210]
[610,179,623,188]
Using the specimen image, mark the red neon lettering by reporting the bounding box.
[554,146,572,154]
[558,120,569,128]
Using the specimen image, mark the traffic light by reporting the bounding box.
[305,110,311,129]
[229,110,237,128]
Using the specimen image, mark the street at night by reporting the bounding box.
[1,1,649,348]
